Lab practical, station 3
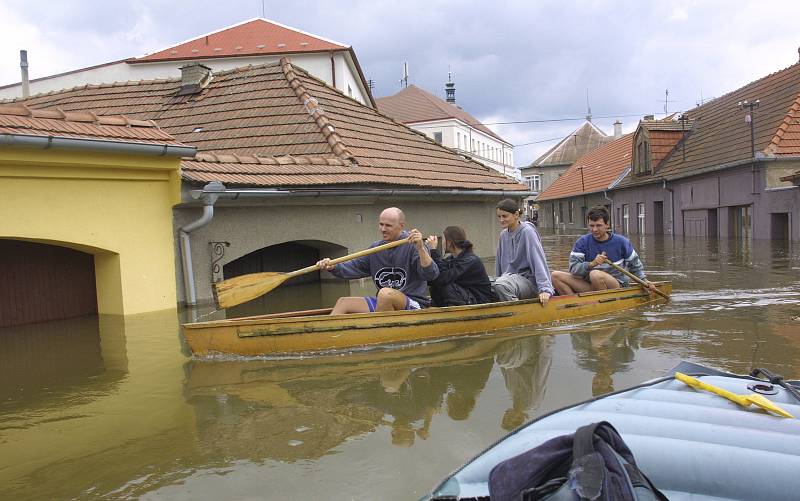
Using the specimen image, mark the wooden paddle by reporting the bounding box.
[604,260,670,300]
[213,237,413,309]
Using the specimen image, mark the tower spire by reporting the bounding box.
[445,66,456,104]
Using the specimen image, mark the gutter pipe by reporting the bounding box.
[603,190,614,227]
[663,179,675,236]
[0,133,197,157]
[180,181,226,306]
[187,188,537,199]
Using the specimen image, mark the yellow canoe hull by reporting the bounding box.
[182,282,671,356]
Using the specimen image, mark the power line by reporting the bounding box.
[481,113,657,126]
[514,136,570,147]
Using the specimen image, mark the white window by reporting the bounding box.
[456,132,461,149]
[525,175,541,192]
[623,204,630,234]
[433,132,443,144]
[637,203,645,234]
[471,138,475,152]
[347,84,352,97]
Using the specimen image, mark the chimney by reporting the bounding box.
[445,71,456,104]
[20,50,30,98]
[613,120,622,139]
[643,114,654,121]
[177,63,212,96]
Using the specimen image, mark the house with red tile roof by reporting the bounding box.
[535,133,633,230]
[376,84,515,177]
[0,18,375,107]
[519,119,620,220]
[0,104,196,324]
[13,59,529,306]
[611,55,800,241]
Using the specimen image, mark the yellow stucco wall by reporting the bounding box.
[0,147,182,315]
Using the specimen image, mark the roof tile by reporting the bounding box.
[0,103,184,146]
[18,61,523,191]
[537,134,633,201]
[131,19,347,63]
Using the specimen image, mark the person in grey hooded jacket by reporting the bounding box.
[493,198,554,303]
[317,207,438,314]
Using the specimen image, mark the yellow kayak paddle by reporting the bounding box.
[675,372,794,419]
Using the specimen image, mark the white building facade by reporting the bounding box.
[1,18,374,107]
[376,84,515,178]
[411,119,515,177]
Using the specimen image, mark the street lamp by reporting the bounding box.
[737,99,760,159]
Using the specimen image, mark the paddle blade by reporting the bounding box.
[213,272,289,309]
[747,394,795,418]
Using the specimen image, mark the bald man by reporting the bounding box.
[317,207,439,314]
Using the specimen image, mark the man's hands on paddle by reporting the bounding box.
[409,229,426,250]
[410,229,434,268]
[589,251,608,268]
[642,280,658,294]
[316,257,335,271]
[539,292,551,305]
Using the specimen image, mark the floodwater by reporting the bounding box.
[1,233,799,500]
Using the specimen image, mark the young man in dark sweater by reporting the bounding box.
[551,206,657,295]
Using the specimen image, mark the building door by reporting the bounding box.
[729,205,752,239]
[653,201,664,234]
[771,213,789,240]
[707,209,718,238]
[1,240,97,328]
[682,209,708,237]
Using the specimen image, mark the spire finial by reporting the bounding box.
[586,88,592,122]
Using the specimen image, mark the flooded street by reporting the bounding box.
[2,233,799,500]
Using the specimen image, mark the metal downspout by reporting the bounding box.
[603,190,613,228]
[663,179,675,235]
[179,181,226,306]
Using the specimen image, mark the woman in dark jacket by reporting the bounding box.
[427,226,493,306]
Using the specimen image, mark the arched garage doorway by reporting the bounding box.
[223,240,348,316]
[1,240,98,328]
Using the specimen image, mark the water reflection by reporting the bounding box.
[0,315,127,414]
[496,336,552,429]
[183,332,552,460]
[570,324,641,396]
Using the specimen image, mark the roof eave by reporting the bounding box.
[346,47,376,108]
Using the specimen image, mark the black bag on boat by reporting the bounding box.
[488,421,668,501]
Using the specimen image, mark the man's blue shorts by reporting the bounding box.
[364,296,421,312]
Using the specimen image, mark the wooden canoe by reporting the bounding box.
[182,282,671,357]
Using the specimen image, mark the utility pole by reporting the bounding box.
[738,99,760,159]
[738,99,760,194]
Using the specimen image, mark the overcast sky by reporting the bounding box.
[2,0,799,166]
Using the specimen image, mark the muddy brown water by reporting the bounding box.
[1,234,799,500]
